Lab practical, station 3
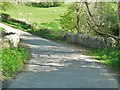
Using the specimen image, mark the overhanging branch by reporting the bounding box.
[85,2,120,41]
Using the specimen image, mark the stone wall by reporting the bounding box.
[0,29,20,48]
[65,32,116,49]
[1,13,33,28]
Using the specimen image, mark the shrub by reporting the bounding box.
[2,44,30,80]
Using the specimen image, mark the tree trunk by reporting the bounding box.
[76,3,81,34]
[118,1,120,38]
[118,1,120,47]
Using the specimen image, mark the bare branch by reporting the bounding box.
[85,2,120,41]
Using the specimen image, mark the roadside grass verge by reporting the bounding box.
[0,27,4,80]
[89,47,120,72]
[2,43,30,80]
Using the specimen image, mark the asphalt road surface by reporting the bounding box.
[0,23,118,89]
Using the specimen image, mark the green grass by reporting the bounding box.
[0,52,1,71]
[89,47,120,72]
[0,27,4,31]
[2,44,30,80]
[0,4,69,40]
[0,28,4,80]
[0,5,67,24]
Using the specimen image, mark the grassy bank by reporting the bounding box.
[0,27,4,80]
[1,44,30,80]
[89,47,120,72]
[0,25,30,81]
[3,20,64,41]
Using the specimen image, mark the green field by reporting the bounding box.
[0,4,70,40]
[0,5,67,24]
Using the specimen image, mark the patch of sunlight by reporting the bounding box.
[81,65,101,68]
[100,73,117,76]
[85,59,101,63]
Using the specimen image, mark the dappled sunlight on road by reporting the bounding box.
[0,23,118,88]
[16,32,119,88]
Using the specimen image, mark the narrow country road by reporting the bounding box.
[0,23,118,88]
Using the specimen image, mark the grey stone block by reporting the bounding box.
[106,37,116,48]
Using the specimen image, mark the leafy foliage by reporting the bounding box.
[92,3,118,35]
[60,3,89,34]
[2,45,30,80]
[60,4,77,33]
[60,3,118,36]
[0,2,12,11]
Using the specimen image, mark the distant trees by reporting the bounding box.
[1,0,64,7]
[28,0,63,8]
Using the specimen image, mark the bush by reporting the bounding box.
[60,4,87,34]
[2,44,30,80]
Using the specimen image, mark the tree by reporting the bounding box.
[118,1,120,38]
[85,2,120,41]
[75,2,82,34]
[60,3,85,34]
[60,2,119,41]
